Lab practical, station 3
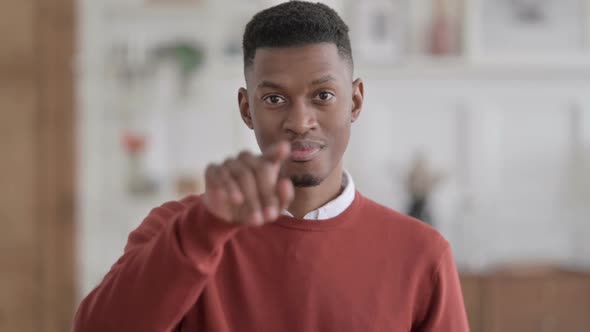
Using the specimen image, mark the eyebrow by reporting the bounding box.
[310,75,336,85]
[257,81,284,90]
[256,75,337,90]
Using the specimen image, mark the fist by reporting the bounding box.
[203,141,294,226]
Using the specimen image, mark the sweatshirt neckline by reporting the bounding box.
[272,191,364,231]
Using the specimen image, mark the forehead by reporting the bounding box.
[246,43,351,87]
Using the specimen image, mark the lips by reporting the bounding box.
[290,140,325,162]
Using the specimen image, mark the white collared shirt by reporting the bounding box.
[281,170,355,220]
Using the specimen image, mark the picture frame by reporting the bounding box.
[406,0,466,58]
[350,0,408,65]
[466,0,590,65]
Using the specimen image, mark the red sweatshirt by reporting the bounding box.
[73,192,469,332]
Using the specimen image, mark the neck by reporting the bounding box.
[287,164,344,219]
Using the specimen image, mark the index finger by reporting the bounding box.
[262,141,291,164]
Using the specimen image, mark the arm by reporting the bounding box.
[73,142,294,331]
[72,196,241,332]
[413,245,470,332]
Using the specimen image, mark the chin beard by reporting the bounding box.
[290,174,322,187]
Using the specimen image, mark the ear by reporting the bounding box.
[351,78,364,123]
[238,87,254,129]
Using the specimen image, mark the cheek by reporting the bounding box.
[325,103,352,131]
[325,113,351,151]
[252,110,282,147]
[334,125,351,151]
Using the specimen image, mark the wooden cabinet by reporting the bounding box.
[548,274,590,331]
[461,270,590,332]
[460,275,483,331]
[0,0,75,331]
[0,2,35,70]
[485,275,549,332]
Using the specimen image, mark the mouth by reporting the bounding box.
[289,140,325,162]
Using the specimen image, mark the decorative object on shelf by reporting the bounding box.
[109,40,155,90]
[427,0,462,56]
[404,152,446,226]
[107,40,158,133]
[122,132,158,196]
[108,39,206,102]
[152,41,205,97]
[352,0,408,64]
[470,0,588,61]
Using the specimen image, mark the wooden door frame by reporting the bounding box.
[36,0,76,330]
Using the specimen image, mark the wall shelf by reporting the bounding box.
[77,0,590,299]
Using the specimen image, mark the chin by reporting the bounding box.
[284,162,325,187]
[290,173,323,187]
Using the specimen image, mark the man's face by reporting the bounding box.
[239,43,363,187]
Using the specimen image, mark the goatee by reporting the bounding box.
[290,174,322,187]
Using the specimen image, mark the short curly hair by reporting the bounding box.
[242,1,353,70]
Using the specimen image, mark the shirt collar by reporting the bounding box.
[282,170,356,220]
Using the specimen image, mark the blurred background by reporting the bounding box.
[1,0,589,331]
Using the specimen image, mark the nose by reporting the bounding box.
[282,99,317,135]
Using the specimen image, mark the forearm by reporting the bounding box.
[73,199,240,332]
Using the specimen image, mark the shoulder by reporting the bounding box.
[356,192,449,255]
[124,195,204,251]
[147,194,203,220]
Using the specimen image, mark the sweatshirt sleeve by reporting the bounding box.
[73,196,242,332]
[414,245,470,332]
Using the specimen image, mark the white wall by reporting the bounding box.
[346,76,590,271]
[77,0,590,298]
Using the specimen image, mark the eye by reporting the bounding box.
[315,91,335,102]
[263,94,287,105]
